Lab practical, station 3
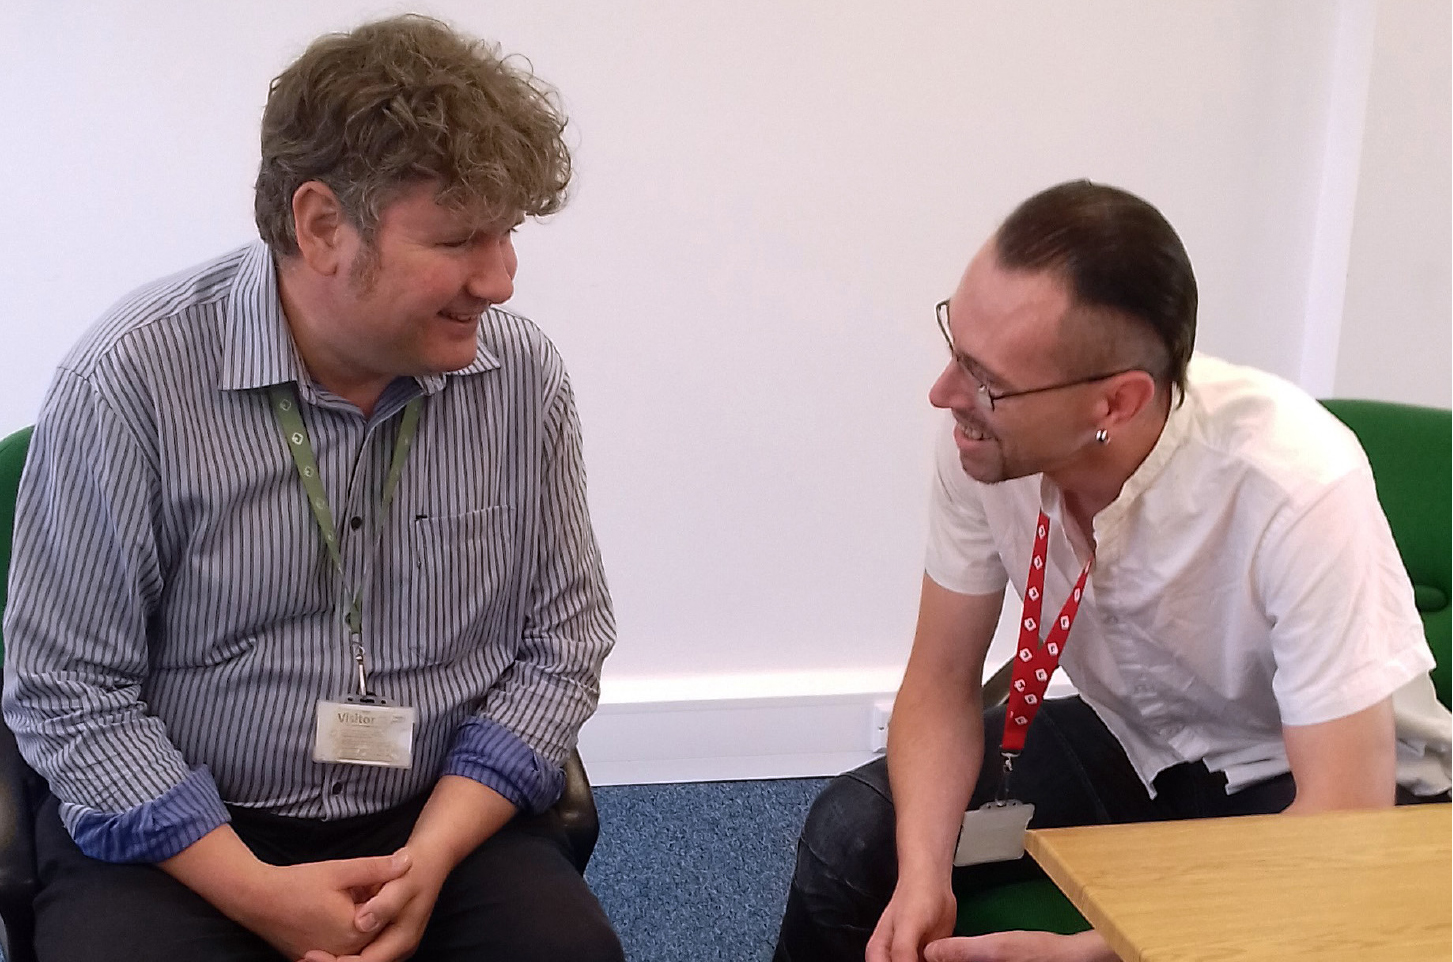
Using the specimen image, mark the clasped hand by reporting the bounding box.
[236,846,446,962]
[283,844,449,962]
[297,842,449,962]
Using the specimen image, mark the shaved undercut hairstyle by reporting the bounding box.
[996,180,1198,402]
[254,14,572,256]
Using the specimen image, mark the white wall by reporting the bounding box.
[1334,0,1452,407]
[2,1,1448,781]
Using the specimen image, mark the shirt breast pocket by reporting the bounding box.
[405,506,519,665]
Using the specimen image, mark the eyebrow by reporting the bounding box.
[940,300,1018,390]
[444,210,524,235]
[947,333,1013,391]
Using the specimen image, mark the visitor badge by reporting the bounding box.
[313,697,415,768]
[953,799,1035,866]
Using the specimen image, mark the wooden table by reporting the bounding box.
[1024,804,1451,962]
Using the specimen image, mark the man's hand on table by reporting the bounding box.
[925,930,1118,962]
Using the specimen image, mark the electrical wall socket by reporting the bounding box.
[869,700,893,753]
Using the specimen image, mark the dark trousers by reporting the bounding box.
[32,787,623,962]
[773,696,1446,962]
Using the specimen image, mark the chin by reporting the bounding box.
[958,455,1004,485]
[424,344,480,374]
[959,452,1034,486]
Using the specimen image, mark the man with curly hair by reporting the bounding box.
[2,15,621,962]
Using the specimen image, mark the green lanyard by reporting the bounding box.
[269,384,422,695]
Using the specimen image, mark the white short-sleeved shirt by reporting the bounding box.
[926,354,1452,795]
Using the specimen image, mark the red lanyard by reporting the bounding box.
[1001,511,1093,764]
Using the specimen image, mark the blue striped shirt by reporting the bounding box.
[1,242,615,862]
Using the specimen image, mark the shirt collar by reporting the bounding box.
[1094,379,1200,532]
[217,241,501,396]
[411,338,500,396]
[217,242,304,391]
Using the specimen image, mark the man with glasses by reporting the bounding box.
[773,181,1450,962]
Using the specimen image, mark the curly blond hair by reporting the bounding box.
[255,14,571,255]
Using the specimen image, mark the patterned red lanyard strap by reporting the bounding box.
[998,511,1093,795]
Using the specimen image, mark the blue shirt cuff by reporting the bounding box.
[61,766,230,863]
[444,717,565,814]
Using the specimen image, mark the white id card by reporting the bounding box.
[313,699,416,768]
[952,799,1036,866]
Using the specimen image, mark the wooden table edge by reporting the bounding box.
[1023,806,1453,962]
[1023,829,1142,962]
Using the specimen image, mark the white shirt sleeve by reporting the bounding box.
[1255,465,1434,727]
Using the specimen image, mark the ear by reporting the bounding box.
[1098,370,1159,431]
[291,181,351,276]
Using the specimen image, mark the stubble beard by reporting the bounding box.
[958,439,1010,485]
[348,240,382,296]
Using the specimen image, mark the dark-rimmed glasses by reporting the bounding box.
[935,299,1140,413]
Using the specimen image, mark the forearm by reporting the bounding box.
[405,774,518,870]
[159,824,274,925]
[1282,698,1398,815]
[888,674,984,885]
[890,578,1002,889]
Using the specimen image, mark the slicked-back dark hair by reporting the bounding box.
[996,180,1197,400]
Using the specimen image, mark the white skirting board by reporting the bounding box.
[576,643,1080,785]
[576,690,898,786]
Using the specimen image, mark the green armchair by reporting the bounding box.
[1321,399,1451,707]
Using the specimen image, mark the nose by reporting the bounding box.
[466,234,517,304]
[928,360,969,411]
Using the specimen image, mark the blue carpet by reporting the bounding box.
[586,778,829,962]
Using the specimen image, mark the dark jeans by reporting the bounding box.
[32,786,623,962]
[773,696,1446,962]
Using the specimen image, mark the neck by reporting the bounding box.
[1052,392,1172,526]
[275,258,390,416]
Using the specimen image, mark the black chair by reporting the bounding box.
[0,425,599,962]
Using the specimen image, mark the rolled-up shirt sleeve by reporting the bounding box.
[443,716,563,813]
[1,368,229,861]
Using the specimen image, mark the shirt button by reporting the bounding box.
[349,516,363,531]
[331,781,344,795]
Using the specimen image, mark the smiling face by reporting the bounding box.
[928,241,1105,484]
[298,180,519,402]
